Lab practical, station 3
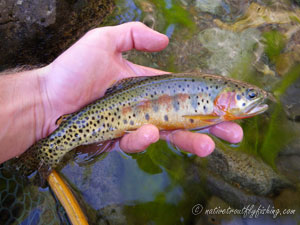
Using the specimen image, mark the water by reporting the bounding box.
[2,0,300,224]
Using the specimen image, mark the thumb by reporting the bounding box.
[110,22,169,53]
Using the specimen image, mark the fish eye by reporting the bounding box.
[247,89,257,99]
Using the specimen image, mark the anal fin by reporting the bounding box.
[183,114,221,123]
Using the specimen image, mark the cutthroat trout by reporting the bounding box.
[12,73,271,176]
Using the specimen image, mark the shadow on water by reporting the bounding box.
[2,0,300,224]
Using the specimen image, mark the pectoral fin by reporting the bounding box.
[55,114,73,126]
[183,114,221,123]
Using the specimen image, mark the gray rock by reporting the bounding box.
[97,204,127,225]
[281,77,300,122]
[277,80,300,182]
[204,172,274,209]
[195,145,290,196]
[0,0,114,71]
[277,154,300,183]
[276,121,300,182]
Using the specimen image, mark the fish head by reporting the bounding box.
[214,83,270,120]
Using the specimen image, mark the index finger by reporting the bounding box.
[160,130,215,157]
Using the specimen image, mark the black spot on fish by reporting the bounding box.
[130,121,134,125]
[164,115,169,121]
[145,114,150,121]
[123,119,128,124]
[190,119,194,123]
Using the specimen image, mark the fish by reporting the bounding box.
[10,73,271,176]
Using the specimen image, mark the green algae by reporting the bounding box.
[260,65,300,167]
[262,30,287,64]
[148,0,197,34]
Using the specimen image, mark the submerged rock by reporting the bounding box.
[198,27,261,75]
[195,145,290,196]
[0,0,114,71]
[281,77,300,122]
[195,0,223,14]
[97,204,127,225]
[214,2,300,32]
[203,171,273,209]
[276,120,300,183]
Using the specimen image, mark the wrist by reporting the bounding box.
[36,65,62,137]
[0,67,58,162]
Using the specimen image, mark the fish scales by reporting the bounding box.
[11,73,269,175]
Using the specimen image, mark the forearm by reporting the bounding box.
[0,68,55,163]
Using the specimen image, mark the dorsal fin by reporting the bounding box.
[104,76,153,95]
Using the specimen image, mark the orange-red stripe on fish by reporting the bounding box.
[177,93,190,102]
[122,106,132,115]
[157,94,173,112]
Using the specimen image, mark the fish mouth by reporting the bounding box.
[244,98,268,116]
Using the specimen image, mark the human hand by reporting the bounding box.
[41,22,243,157]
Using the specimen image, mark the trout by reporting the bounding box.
[11,73,271,176]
